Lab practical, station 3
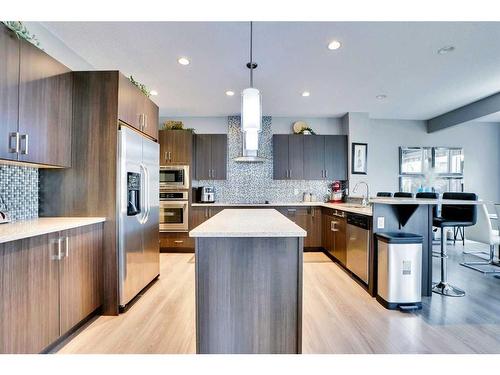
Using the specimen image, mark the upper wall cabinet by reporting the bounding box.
[273,135,347,181]
[159,129,193,165]
[18,38,73,167]
[194,134,227,180]
[273,135,304,180]
[118,74,159,140]
[0,25,20,161]
[0,24,72,168]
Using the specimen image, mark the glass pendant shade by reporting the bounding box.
[241,87,262,132]
[244,129,259,151]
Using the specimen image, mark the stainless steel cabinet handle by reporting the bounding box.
[168,151,172,161]
[20,134,29,155]
[333,211,345,218]
[331,220,339,232]
[174,240,184,244]
[164,151,168,161]
[289,169,292,178]
[325,169,328,178]
[212,169,215,179]
[8,132,19,153]
[64,236,69,258]
[287,208,297,214]
[144,114,148,129]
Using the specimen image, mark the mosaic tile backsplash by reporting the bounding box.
[0,165,38,221]
[193,116,332,204]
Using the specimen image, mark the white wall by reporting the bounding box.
[348,114,500,202]
[160,116,344,135]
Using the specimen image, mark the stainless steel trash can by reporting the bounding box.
[376,232,423,310]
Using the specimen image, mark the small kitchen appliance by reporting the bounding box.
[0,195,11,224]
[196,186,215,203]
[329,180,346,203]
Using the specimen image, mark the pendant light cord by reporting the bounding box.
[249,21,253,88]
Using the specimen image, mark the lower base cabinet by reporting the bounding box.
[0,223,102,354]
[279,207,322,248]
[322,208,347,265]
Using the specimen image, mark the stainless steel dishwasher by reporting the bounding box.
[346,213,370,284]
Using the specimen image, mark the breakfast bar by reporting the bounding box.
[189,209,306,354]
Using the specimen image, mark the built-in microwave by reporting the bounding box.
[160,165,189,190]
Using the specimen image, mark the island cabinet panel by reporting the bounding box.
[59,225,103,335]
[0,25,20,161]
[194,134,227,180]
[303,136,325,180]
[159,129,193,165]
[18,37,73,168]
[196,237,303,354]
[0,233,60,354]
[324,135,348,180]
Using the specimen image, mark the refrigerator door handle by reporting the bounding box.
[139,163,147,224]
[144,164,150,223]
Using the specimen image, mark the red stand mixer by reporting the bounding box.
[328,180,346,203]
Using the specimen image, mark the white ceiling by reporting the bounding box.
[40,21,500,119]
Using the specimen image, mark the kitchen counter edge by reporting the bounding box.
[0,217,106,244]
[191,202,373,216]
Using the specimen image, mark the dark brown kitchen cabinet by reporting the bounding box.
[0,24,72,168]
[273,135,304,180]
[0,223,103,353]
[18,39,73,167]
[189,206,223,230]
[59,225,102,335]
[194,134,227,180]
[322,209,347,265]
[0,25,20,162]
[0,233,60,354]
[118,74,159,141]
[303,136,325,180]
[160,130,193,165]
[273,135,347,181]
[324,135,348,180]
[279,206,321,248]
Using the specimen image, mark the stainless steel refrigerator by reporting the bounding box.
[117,126,160,308]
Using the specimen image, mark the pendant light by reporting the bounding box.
[241,21,262,133]
[234,22,266,163]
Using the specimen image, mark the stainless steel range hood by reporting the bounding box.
[233,131,266,163]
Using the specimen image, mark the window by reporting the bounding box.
[399,147,464,194]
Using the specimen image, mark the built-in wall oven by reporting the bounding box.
[159,190,189,232]
[160,165,189,190]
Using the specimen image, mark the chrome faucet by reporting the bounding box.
[353,181,370,207]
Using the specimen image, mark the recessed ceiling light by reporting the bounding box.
[149,90,158,96]
[302,91,311,97]
[376,94,387,100]
[177,57,190,65]
[437,46,455,55]
[327,40,342,50]
[225,90,235,96]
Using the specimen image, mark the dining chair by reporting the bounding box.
[460,203,500,274]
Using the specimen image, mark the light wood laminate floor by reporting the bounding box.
[57,247,500,354]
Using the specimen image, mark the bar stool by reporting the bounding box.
[394,192,414,198]
[432,192,478,297]
[376,192,393,197]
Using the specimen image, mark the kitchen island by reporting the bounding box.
[189,208,306,354]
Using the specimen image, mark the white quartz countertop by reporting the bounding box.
[189,209,307,238]
[370,197,485,205]
[0,217,106,244]
[191,202,373,216]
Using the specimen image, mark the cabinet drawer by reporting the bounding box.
[160,232,194,249]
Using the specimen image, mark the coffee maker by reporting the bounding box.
[196,186,215,203]
[329,180,347,203]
